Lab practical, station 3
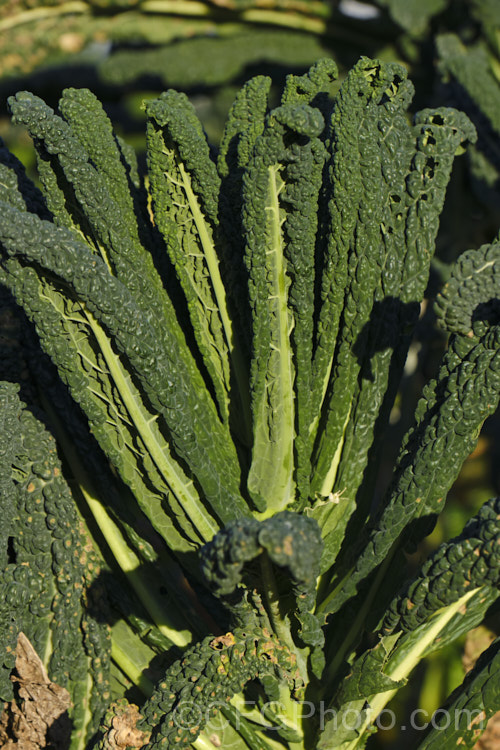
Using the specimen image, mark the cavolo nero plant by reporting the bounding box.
[1,56,500,749]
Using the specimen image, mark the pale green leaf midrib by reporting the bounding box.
[84,307,219,542]
[341,588,480,750]
[253,164,294,511]
[315,402,352,497]
[270,164,294,468]
[80,482,192,647]
[177,160,233,356]
[177,157,252,437]
[44,287,211,548]
[38,383,194,647]
[73,670,93,750]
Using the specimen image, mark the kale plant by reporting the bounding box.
[1,57,500,749]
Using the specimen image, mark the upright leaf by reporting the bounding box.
[311,59,412,498]
[242,103,325,512]
[281,58,337,506]
[311,59,476,543]
[217,74,271,369]
[330,107,477,527]
[146,91,247,426]
[319,241,500,616]
[0,203,249,528]
[7,90,222,449]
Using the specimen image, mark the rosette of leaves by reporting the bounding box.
[0,57,500,749]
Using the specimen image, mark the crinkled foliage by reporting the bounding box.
[0,57,499,750]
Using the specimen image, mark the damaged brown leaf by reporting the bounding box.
[0,632,71,750]
[97,699,150,749]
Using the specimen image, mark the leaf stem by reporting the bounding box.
[260,554,292,644]
[341,589,480,750]
[259,554,308,683]
[85,307,219,543]
[177,159,252,442]
[39,390,194,647]
[321,555,392,691]
[111,640,156,696]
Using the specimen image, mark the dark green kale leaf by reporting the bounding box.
[138,627,300,749]
[381,496,500,635]
[415,637,500,749]
[320,239,500,618]
[0,382,111,744]
[201,512,324,676]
